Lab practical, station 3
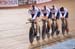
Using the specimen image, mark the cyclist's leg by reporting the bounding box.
[36,17,40,33]
[65,12,69,33]
[36,12,41,36]
[47,12,52,31]
[46,19,51,38]
[35,17,41,42]
[56,19,60,36]
[47,19,51,31]
[56,12,60,36]
[56,19,60,30]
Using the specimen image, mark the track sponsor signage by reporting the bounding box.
[0,0,18,7]
[36,0,52,4]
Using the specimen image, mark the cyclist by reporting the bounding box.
[28,5,41,37]
[59,7,69,34]
[41,5,52,38]
[50,5,60,36]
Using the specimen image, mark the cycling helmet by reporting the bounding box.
[60,7,64,11]
[44,5,46,10]
[32,5,35,10]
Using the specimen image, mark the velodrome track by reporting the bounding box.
[0,0,75,49]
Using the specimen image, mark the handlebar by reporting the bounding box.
[26,20,35,24]
[26,18,41,24]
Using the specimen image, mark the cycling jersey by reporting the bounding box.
[59,8,68,18]
[41,7,51,18]
[50,7,59,19]
[29,7,41,20]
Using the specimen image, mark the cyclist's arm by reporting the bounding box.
[46,8,50,18]
[64,9,68,17]
[55,9,58,17]
[59,11,63,18]
[32,11,37,20]
[40,10,44,18]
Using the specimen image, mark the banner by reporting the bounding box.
[36,0,52,4]
[0,0,18,7]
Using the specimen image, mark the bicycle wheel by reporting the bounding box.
[29,27,34,44]
[62,23,65,35]
[46,24,50,38]
[51,23,56,37]
[42,24,46,40]
[56,25,60,36]
[65,23,69,34]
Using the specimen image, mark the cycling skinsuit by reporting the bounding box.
[59,8,68,18]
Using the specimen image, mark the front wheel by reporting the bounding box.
[42,24,46,40]
[29,27,34,44]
